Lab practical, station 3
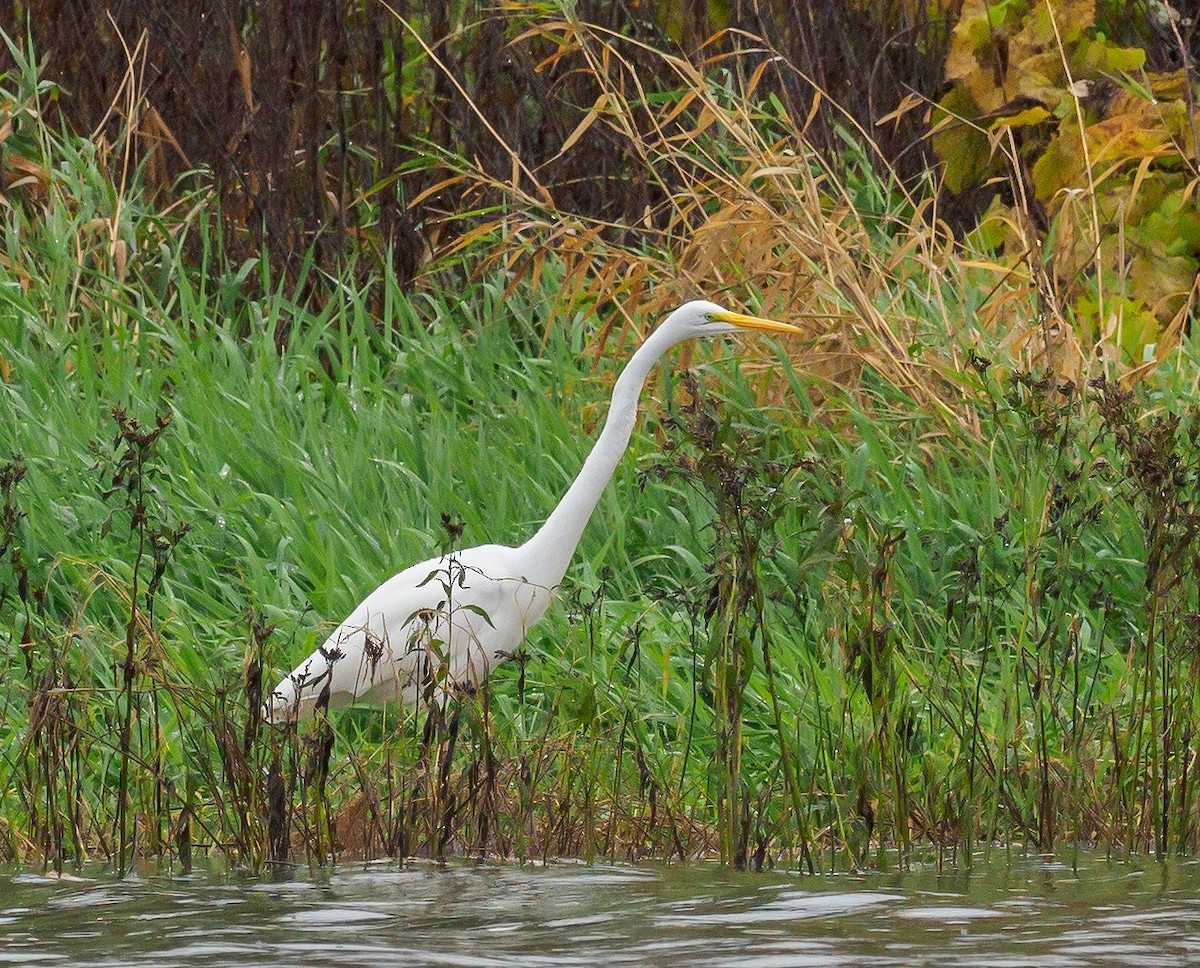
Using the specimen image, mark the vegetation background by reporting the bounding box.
[1,0,1199,873]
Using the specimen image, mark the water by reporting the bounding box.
[3,854,1200,966]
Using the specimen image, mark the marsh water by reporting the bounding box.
[2,854,1199,967]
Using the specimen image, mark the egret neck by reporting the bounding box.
[517,322,684,590]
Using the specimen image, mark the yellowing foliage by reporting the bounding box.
[937,0,1198,372]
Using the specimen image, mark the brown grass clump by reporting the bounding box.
[415,17,983,426]
[407,7,1200,417]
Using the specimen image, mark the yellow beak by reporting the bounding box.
[710,310,802,335]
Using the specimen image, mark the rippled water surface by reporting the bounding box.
[3,854,1200,966]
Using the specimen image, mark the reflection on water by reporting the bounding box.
[2,854,1199,967]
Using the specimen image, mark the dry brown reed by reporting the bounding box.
[415,16,985,428]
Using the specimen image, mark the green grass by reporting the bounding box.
[5,237,1199,869]
[3,43,1200,874]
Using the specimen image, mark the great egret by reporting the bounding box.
[267,300,799,722]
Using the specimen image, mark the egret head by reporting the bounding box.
[660,299,801,341]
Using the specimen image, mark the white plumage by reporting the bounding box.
[267,300,798,721]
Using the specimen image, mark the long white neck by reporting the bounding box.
[518,324,685,589]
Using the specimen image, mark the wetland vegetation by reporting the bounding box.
[1,1,1199,874]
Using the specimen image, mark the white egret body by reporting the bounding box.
[267,301,798,721]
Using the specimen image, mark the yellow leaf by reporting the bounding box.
[1129,252,1198,319]
[989,105,1051,130]
[1086,111,1171,165]
[553,92,610,160]
[1031,131,1083,199]
[944,0,993,83]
